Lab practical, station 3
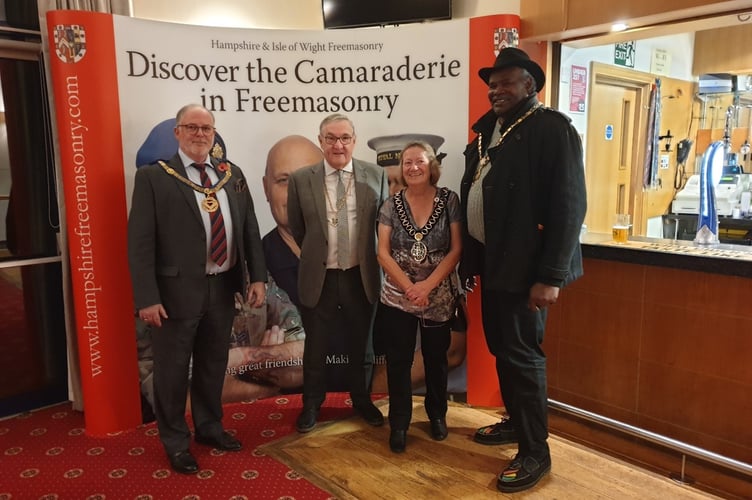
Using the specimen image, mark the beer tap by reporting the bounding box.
[723,105,737,171]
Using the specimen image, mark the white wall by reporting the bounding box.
[131,0,520,28]
[558,32,695,135]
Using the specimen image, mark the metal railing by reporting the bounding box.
[549,399,752,479]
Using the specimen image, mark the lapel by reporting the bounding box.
[353,159,369,241]
[167,154,203,228]
[212,158,241,234]
[308,162,329,237]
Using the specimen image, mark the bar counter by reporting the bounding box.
[580,232,752,277]
[544,233,752,496]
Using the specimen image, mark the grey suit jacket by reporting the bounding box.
[128,154,266,318]
[287,158,388,308]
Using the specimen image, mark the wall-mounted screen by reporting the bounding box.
[322,0,452,29]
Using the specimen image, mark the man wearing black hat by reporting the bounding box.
[459,47,586,493]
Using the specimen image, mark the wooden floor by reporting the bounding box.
[261,398,722,499]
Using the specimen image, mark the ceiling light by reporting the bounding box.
[611,22,628,32]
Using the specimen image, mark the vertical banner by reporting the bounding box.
[466,14,520,407]
[46,10,141,435]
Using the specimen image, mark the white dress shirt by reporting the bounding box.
[179,150,235,274]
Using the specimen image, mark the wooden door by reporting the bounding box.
[586,84,638,233]
[585,63,652,235]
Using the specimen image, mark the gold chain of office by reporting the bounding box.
[473,103,542,183]
[158,160,233,213]
[394,187,449,263]
[324,171,354,227]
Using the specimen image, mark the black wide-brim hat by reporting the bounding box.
[478,47,545,91]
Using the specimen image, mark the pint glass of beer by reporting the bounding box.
[612,214,631,243]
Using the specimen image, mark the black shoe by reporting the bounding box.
[389,430,407,453]
[195,431,242,451]
[354,401,385,427]
[497,454,551,493]
[474,415,517,445]
[296,407,319,433]
[429,418,448,441]
[168,450,199,474]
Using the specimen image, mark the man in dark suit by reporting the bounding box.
[460,48,586,493]
[287,113,389,433]
[128,104,266,474]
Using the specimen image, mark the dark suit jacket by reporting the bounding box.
[460,98,587,292]
[287,159,388,309]
[128,154,266,318]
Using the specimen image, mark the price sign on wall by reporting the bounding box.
[651,48,671,75]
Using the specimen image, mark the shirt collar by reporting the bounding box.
[324,160,353,176]
[179,149,211,169]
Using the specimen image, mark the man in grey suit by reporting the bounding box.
[287,113,389,432]
[128,104,266,474]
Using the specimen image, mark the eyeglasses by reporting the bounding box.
[178,124,215,135]
[323,134,353,145]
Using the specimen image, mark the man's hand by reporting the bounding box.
[138,304,168,327]
[528,283,560,312]
[246,281,266,308]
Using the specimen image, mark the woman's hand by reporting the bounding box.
[404,280,432,307]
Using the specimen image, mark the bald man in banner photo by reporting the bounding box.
[262,135,323,306]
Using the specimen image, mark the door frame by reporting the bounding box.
[0,35,70,417]
[587,62,654,235]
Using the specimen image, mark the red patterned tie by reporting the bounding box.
[194,163,227,266]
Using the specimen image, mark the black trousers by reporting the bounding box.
[480,286,550,461]
[151,272,235,455]
[376,303,450,430]
[299,267,376,408]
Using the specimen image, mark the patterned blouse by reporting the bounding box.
[378,187,461,322]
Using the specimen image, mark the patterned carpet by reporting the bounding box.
[0,393,369,499]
